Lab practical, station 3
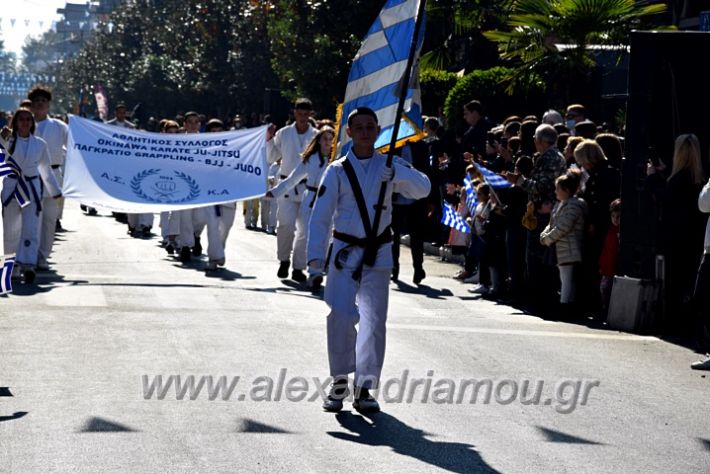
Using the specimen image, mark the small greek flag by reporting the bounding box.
[441,201,470,233]
[336,0,426,157]
[0,146,32,208]
[463,176,477,215]
[477,162,512,190]
[1,255,15,295]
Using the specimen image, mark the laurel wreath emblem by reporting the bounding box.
[131,169,200,203]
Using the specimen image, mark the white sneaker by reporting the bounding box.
[468,284,490,294]
[691,355,710,371]
[463,272,480,284]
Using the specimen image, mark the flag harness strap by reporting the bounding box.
[333,159,391,281]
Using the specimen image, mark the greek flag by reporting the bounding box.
[463,176,477,215]
[1,255,14,295]
[441,201,470,233]
[476,162,511,190]
[336,0,426,157]
[0,146,31,208]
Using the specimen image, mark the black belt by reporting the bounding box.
[332,226,392,272]
[280,174,288,179]
[51,165,61,169]
[306,185,318,192]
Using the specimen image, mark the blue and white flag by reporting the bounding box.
[463,175,477,215]
[441,201,470,233]
[63,115,267,213]
[476,162,512,190]
[0,146,32,208]
[336,0,426,157]
[0,255,14,295]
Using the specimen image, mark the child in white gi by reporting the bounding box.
[308,108,430,412]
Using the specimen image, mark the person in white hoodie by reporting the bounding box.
[1,108,61,283]
[308,108,430,413]
[691,177,710,370]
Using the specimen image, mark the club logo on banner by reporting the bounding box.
[63,115,268,213]
[130,169,200,203]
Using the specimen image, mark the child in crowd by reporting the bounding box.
[443,183,470,262]
[540,170,587,317]
[599,198,621,316]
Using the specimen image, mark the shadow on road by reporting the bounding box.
[393,281,453,300]
[0,412,28,423]
[328,411,499,473]
[237,418,293,434]
[537,426,605,445]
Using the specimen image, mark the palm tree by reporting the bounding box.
[483,0,667,102]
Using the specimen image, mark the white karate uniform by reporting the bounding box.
[1,135,61,268]
[260,162,280,232]
[268,123,317,269]
[270,153,327,267]
[206,203,237,264]
[308,150,430,388]
[34,117,67,265]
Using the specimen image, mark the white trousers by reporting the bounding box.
[127,213,154,230]
[243,199,259,227]
[260,196,277,229]
[276,198,306,269]
[206,204,236,262]
[2,181,41,267]
[177,208,208,248]
[324,266,390,389]
[39,196,59,264]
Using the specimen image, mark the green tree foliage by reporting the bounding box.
[266,0,383,115]
[483,0,666,102]
[57,0,278,121]
[443,66,546,131]
[0,39,16,73]
[421,0,509,73]
[420,69,459,116]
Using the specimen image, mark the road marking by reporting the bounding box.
[387,323,659,341]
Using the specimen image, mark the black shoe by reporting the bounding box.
[277,260,290,279]
[353,387,380,413]
[291,269,307,283]
[23,268,36,285]
[322,378,350,412]
[165,241,176,255]
[179,246,192,263]
[192,235,202,256]
[80,204,87,212]
[55,220,65,232]
[142,227,152,237]
[88,207,98,216]
[413,268,425,285]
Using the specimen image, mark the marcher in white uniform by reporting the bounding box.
[156,120,182,250]
[108,104,154,236]
[176,111,204,262]
[29,87,68,271]
[267,98,317,281]
[1,108,62,283]
[267,126,333,286]
[203,119,237,271]
[261,158,280,234]
[308,108,430,412]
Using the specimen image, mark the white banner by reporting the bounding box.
[63,115,267,213]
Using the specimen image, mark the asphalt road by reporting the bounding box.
[1,205,709,473]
